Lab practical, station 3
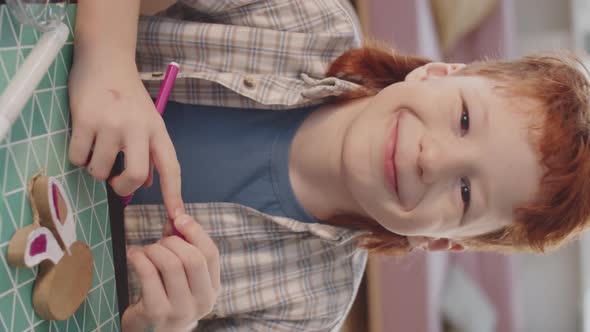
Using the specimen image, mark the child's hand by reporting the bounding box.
[122,214,220,332]
[68,56,183,219]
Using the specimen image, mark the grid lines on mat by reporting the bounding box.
[0,5,120,332]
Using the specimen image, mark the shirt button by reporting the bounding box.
[243,76,257,89]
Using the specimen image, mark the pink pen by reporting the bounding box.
[154,62,180,116]
[122,62,184,237]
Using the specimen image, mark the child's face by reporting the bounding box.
[341,66,544,240]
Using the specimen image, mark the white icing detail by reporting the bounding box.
[47,177,76,253]
[24,227,64,267]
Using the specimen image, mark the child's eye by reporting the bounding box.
[460,177,471,213]
[460,99,469,136]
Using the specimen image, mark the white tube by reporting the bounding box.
[0,22,69,143]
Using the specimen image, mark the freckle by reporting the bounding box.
[107,89,121,100]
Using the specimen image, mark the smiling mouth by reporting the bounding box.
[384,113,400,199]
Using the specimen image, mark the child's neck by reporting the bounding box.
[289,96,372,222]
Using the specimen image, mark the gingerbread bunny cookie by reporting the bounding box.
[7,172,93,321]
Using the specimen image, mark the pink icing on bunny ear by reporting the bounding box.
[29,233,47,256]
[52,183,61,222]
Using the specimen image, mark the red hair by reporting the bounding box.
[325,47,590,255]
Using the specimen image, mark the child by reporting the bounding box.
[69,1,590,331]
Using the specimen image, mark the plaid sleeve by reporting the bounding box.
[196,317,333,332]
[177,0,266,14]
[136,0,360,108]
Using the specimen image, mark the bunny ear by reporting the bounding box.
[47,178,76,251]
[30,176,76,253]
[23,227,64,268]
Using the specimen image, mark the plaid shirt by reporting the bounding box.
[136,0,362,109]
[126,204,367,332]
[129,1,367,331]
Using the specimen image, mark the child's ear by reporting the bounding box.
[448,243,465,252]
[426,238,451,251]
[405,62,466,82]
[408,236,465,252]
[426,238,465,252]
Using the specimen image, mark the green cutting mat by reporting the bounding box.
[0,5,121,332]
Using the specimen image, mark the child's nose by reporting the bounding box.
[417,136,468,184]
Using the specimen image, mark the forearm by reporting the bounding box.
[74,0,140,64]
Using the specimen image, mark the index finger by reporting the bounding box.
[151,130,184,220]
